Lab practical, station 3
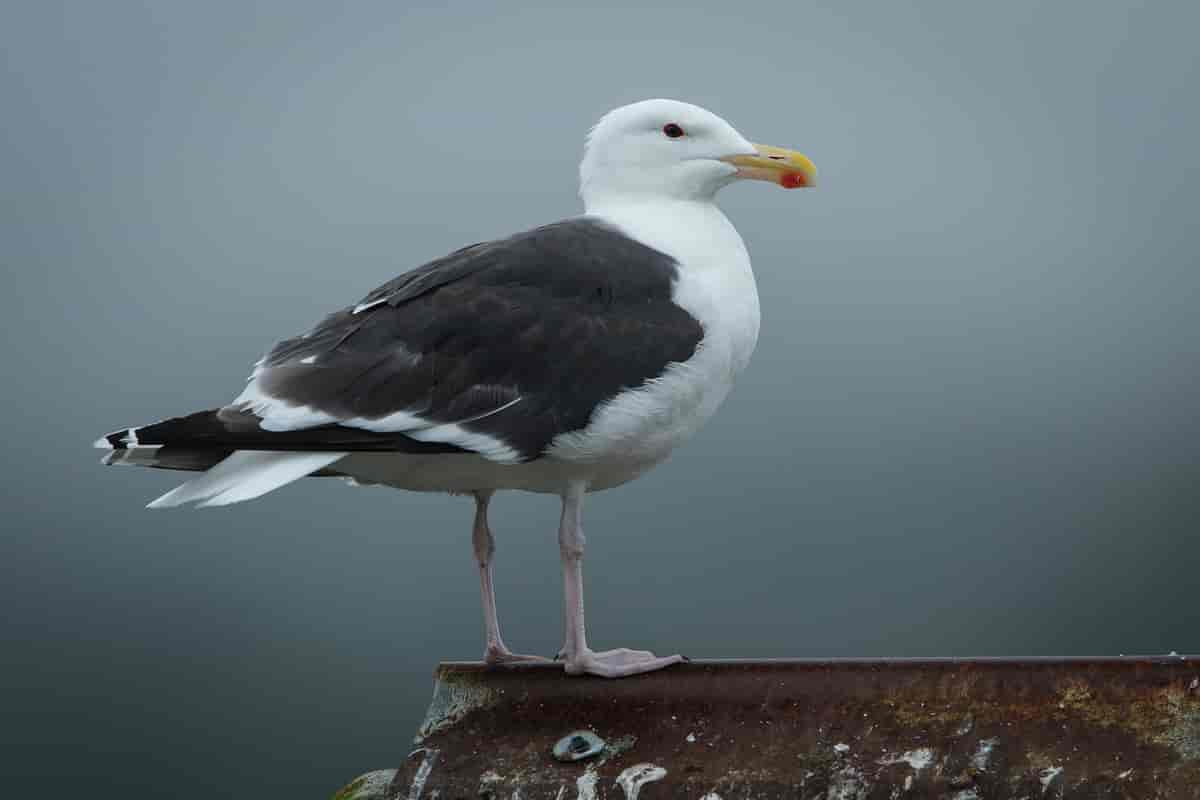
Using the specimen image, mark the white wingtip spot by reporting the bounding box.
[93,436,112,450]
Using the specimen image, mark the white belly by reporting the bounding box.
[546,201,761,476]
[546,328,741,471]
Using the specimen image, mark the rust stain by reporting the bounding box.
[347,657,1200,799]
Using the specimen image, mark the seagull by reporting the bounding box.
[96,99,816,677]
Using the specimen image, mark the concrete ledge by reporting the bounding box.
[344,656,1200,799]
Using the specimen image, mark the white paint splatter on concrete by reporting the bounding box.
[575,767,598,800]
[1040,765,1064,795]
[615,763,667,800]
[406,748,438,800]
[826,766,868,799]
[878,747,934,772]
[972,738,999,771]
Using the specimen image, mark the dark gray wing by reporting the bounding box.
[243,218,703,462]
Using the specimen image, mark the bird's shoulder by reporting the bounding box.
[260,217,694,367]
[352,215,682,314]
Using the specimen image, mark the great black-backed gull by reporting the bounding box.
[96,99,816,677]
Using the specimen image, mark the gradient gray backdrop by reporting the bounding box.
[3,1,1198,797]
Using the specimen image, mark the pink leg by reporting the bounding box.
[557,482,684,678]
[473,492,549,665]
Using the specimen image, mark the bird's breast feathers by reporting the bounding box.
[547,209,761,468]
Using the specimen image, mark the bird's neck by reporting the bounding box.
[584,196,746,269]
[579,160,736,207]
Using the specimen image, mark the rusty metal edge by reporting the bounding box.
[436,655,1198,670]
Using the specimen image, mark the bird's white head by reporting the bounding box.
[579,98,816,209]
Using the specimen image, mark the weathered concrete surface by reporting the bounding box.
[332,769,397,800]
[341,657,1200,799]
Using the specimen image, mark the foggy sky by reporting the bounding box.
[2,1,1198,797]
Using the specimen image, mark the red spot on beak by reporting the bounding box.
[780,172,808,189]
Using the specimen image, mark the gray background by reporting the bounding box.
[2,0,1197,797]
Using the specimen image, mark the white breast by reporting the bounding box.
[547,200,761,474]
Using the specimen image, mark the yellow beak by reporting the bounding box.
[722,144,817,189]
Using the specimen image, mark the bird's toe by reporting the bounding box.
[562,648,685,678]
[484,644,553,666]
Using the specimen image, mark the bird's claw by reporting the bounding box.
[484,644,553,666]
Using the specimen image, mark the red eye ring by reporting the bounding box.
[662,123,685,139]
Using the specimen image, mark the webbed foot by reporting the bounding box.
[562,647,686,678]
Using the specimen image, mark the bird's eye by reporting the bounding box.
[662,123,685,139]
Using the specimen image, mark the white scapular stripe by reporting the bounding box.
[235,376,525,463]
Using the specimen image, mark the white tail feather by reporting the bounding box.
[146,451,346,509]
